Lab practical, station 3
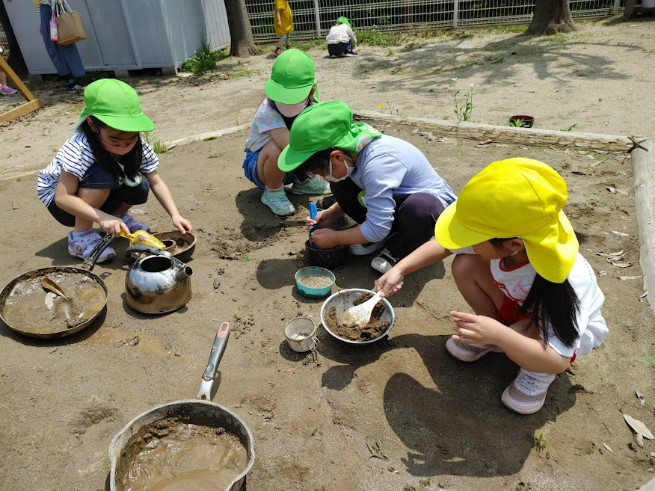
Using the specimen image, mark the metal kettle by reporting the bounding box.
[125,245,193,314]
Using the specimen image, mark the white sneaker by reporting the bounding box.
[261,189,295,216]
[501,369,556,414]
[370,248,398,274]
[349,241,385,256]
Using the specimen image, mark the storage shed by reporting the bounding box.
[3,0,230,76]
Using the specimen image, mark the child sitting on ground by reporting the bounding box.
[278,100,456,273]
[376,158,608,414]
[37,79,192,262]
[242,49,330,216]
[326,17,357,57]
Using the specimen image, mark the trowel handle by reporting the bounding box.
[202,322,231,382]
[309,202,317,221]
[84,233,115,271]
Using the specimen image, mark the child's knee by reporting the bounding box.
[451,253,485,281]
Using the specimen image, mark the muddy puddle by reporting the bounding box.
[324,293,390,342]
[1,269,106,334]
[117,417,248,491]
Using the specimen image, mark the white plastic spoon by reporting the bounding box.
[341,282,403,328]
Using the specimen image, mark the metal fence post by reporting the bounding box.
[453,0,459,27]
[313,0,321,37]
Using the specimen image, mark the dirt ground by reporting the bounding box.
[1,18,655,491]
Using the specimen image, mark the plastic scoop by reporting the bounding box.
[308,202,320,249]
[120,230,166,250]
[341,282,403,328]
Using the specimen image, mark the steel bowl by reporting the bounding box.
[320,288,395,345]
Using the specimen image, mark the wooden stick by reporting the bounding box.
[631,139,655,313]
[352,109,633,154]
[0,57,44,122]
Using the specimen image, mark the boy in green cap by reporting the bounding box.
[326,17,357,57]
[242,49,330,216]
[37,79,192,262]
[278,100,456,273]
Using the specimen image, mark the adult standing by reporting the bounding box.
[35,0,85,92]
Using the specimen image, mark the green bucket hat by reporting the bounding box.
[264,49,317,105]
[278,101,381,172]
[78,79,154,132]
[336,16,351,27]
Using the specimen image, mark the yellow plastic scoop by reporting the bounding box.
[120,230,166,250]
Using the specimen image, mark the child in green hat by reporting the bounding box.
[37,79,192,262]
[242,49,330,217]
[278,100,456,273]
[326,17,357,57]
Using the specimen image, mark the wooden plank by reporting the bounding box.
[352,109,633,153]
[0,57,38,102]
[0,99,44,123]
[631,139,655,313]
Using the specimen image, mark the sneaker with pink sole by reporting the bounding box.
[68,230,116,263]
[501,369,556,414]
[445,337,504,362]
[0,86,18,95]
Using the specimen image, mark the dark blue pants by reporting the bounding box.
[40,5,85,77]
[328,42,351,57]
[330,179,446,260]
[47,165,149,227]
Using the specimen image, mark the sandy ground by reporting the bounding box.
[1,18,655,491]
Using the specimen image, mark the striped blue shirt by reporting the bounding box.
[37,132,159,206]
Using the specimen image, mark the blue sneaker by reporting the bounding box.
[261,189,295,216]
[116,213,150,233]
[68,230,116,263]
[291,175,331,195]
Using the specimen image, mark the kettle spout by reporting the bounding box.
[176,265,194,281]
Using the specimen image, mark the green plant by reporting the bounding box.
[358,30,403,48]
[561,124,577,132]
[241,254,251,262]
[143,132,169,154]
[181,42,226,74]
[210,151,224,159]
[453,81,474,122]
[535,433,547,452]
[367,440,389,460]
[643,353,655,367]
[511,118,524,127]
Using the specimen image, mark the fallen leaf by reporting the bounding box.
[636,433,644,448]
[602,442,613,452]
[623,413,654,439]
[611,230,630,237]
[636,390,646,406]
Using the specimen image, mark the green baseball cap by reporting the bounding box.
[78,79,154,132]
[265,49,317,105]
[278,100,381,172]
[336,16,351,27]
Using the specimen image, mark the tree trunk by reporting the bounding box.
[0,1,27,74]
[526,0,577,36]
[224,0,260,57]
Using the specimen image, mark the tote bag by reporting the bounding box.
[55,0,87,46]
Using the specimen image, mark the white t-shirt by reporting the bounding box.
[326,24,357,45]
[244,98,287,153]
[489,252,607,357]
[37,132,159,207]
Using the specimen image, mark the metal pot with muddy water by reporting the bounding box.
[125,245,193,314]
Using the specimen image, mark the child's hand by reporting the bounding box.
[450,311,504,346]
[376,268,404,297]
[310,228,339,249]
[172,215,193,235]
[100,217,130,237]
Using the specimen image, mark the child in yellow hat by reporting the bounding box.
[37,79,192,262]
[377,158,608,414]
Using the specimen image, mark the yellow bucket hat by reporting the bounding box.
[435,158,578,283]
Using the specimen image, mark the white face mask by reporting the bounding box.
[275,99,309,118]
[325,157,353,183]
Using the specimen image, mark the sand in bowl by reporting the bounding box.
[324,292,390,342]
[117,417,249,491]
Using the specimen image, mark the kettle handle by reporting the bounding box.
[125,244,168,257]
